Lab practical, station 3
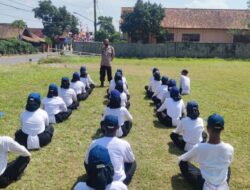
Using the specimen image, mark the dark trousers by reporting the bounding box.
[126,102,131,110]
[156,111,173,127]
[86,87,93,95]
[152,96,161,105]
[67,101,79,110]
[146,90,154,99]
[121,121,133,137]
[123,161,137,185]
[90,84,95,89]
[0,156,30,188]
[55,109,72,123]
[179,161,231,190]
[15,125,54,149]
[77,92,89,101]
[100,66,112,84]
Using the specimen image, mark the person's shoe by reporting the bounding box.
[100,83,104,87]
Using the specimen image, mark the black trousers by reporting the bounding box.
[146,90,154,99]
[121,121,133,137]
[179,161,231,190]
[0,156,30,188]
[86,87,93,95]
[55,109,72,123]
[100,66,112,83]
[67,101,79,110]
[15,125,54,149]
[123,161,137,185]
[126,102,131,110]
[152,96,161,105]
[89,84,95,89]
[170,132,186,150]
[156,111,173,127]
[77,93,89,101]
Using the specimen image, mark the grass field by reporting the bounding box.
[0,56,249,190]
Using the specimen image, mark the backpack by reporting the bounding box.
[86,145,114,190]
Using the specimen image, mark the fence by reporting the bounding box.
[73,42,250,58]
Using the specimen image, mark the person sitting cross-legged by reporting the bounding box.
[0,136,31,188]
[108,72,129,98]
[85,115,136,187]
[144,67,159,94]
[80,66,95,95]
[156,86,185,127]
[146,70,161,99]
[152,76,169,107]
[15,93,54,150]
[115,80,130,110]
[59,77,79,110]
[70,72,89,101]
[178,113,234,190]
[116,69,128,89]
[170,101,207,152]
[42,84,72,124]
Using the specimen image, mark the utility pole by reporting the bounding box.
[94,0,97,39]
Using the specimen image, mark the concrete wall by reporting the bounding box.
[73,42,250,58]
[167,29,233,43]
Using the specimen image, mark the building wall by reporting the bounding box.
[167,28,234,43]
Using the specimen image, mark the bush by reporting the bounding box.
[0,38,38,55]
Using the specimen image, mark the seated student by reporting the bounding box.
[70,72,88,101]
[0,136,31,188]
[156,86,185,127]
[42,84,72,124]
[179,69,190,95]
[170,101,207,152]
[101,90,133,138]
[116,69,128,89]
[144,67,159,92]
[108,72,129,97]
[115,80,130,110]
[147,70,161,99]
[80,66,95,94]
[74,181,127,190]
[15,93,54,150]
[152,76,168,106]
[85,115,136,186]
[178,114,234,190]
[59,77,79,110]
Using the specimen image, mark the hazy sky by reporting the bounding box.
[0,0,248,31]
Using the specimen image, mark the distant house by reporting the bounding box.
[121,8,250,43]
[0,24,21,39]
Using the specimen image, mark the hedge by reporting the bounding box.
[0,38,39,55]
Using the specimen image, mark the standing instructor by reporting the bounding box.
[100,39,115,87]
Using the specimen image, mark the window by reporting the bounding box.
[233,35,250,43]
[165,33,174,42]
[182,34,200,42]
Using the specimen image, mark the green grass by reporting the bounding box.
[0,56,249,190]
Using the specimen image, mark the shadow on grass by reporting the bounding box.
[171,174,192,190]
[71,174,87,190]
[153,120,175,130]
[167,142,184,156]
[91,128,104,140]
[103,99,109,106]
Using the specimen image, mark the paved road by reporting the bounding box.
[0,53,60,65]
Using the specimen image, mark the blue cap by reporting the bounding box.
[80,66,87,73]
[161,76,169,85]
[104,115,119,130]
[187,101,200,120]
[26,92,41,111]
[61,77,70,89]
[153,71,161,81]
[170,86,181,101]
[47,83,58,98]
[168,79,177,87]
[114,72,122,82]
[207,114,224,130]
[115,80,124,93]
[72,72,80,82]
[152,67,159,74]
[116,69,123,75]
[110,89,120,99]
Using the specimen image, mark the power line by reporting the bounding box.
[0,13,40,23]
[73,12,94,23]
[0,2,32,12]
[7,0,35,9]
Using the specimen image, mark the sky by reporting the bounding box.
[0,0,248,31]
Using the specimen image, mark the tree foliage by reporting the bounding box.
[12,20,27,30]
[120,0,165,43]
[33,0,79,39]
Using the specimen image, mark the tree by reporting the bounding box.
[120,0,165,43]
[12,20,27,30]
[248,0,250,8]
[33,0,79,40]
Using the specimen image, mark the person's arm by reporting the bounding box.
[123,142,135,163]
[181,100,186,117]
[87,74,95,85]
[157,99,167,112]
[5,137,31,157]
[81,83,86,93]
[124,108,133,121]
[178,145,198,163]
[60,99,68,112]
[72,90,77,102]
[111,46,115,61]
[44,111,50,127]
[174,119,184,134]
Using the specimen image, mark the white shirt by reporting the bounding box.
[70,81,86,95]
[42,96,67,123]
[21,108,49,136]
[85,137,135,182]
[179,142,234,187]
[180,75,190,95]
[174,117,204,151]
[80,74,95,88]
[109,80,129,95]
[155,85,169,102]
[148,76,154,89]
[120,92,128,107]
[0,136,31,175]
[157,98,185,126]
[59,88,77,107]
[74,181,127,190]
[103,107,133,137]
[149,80,161,93]
[122,77,128,88]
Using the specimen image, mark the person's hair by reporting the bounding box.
[182,69,188,75]
[207,125,224,134]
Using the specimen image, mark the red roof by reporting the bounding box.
[28,28,44,38]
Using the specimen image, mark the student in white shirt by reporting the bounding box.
[116,69,128,89]
[108,72,129,97]
[70,72,89,101]
[74,181,127,190]
[101,90,133,138]
[15,93,54,150]
[152,76,168,107]
[147,70,161,99]
[42,84,72,124]
[0,136,31,188]
[85,115,136,186]
[180,69,190,95]
[178,114,234,190]
[157,86,185,127]
[80,66,95,95]
[170,101,207,152]
[145,67,159,94]
[115,80,130,110]
[59,77,79,110]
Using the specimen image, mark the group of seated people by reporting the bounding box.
[145,68,234,190]
[0,66,95,188]
[74,69,136,190]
